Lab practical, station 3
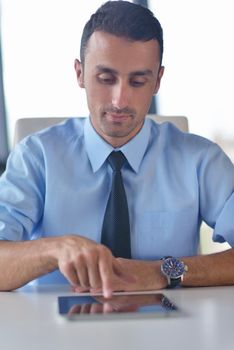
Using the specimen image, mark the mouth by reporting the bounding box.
[104,112,132,123]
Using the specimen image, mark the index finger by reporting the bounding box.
[98,253,115,299]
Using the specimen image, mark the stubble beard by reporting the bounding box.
[99,106,139,138]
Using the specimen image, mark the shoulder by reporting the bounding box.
[21,117,86,148]
[149,118,216,153]
[147,118,234,170]
[9,117,87,170]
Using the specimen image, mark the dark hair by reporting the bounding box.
[80,1,163,65]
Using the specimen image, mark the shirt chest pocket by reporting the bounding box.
[134,209,197,259]
[136,211,172,236]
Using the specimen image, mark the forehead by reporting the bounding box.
[84,31,161,74]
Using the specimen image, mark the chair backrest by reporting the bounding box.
[148,115,188,132]
[13,115,189,146]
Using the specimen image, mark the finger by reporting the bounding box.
[90,287,102,294]
[75,257,90,288]
[59,261,80,287]
[85,252,102,290]
[72,285,89,293]
[98,253,115,299]
[88,266,102,290]
[73,286,90,293]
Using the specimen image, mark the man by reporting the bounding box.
[0,1,233,297]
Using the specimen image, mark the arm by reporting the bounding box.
[1,235,233,293]
[0,142,129,295]
[0,239,56,291]
[182,248,234,287]
[102,248,234,292]
[0,235,132,296]
[104,142,234,292]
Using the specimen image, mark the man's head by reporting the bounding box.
[80,1,163,66]
[75,1,164,147]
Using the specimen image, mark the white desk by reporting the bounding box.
[1,285,234,350]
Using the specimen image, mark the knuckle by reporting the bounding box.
[59,260,72,273]
[84,248,97,261]
[62,235,78,247]
[75,254,84,265]
[98,244,111,257]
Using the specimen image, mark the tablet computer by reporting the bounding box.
[58,292,180,320]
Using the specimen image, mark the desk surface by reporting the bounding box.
[1,285,234,350]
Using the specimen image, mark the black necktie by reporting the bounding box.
[101,151,131,258]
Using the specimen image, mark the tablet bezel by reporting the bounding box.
[58,291,181,321]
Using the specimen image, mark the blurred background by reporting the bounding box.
[0,0,233,252]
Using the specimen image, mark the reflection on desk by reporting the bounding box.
[1,285,234,350]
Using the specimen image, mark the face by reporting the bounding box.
[75,31,164,147]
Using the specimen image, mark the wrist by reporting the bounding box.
[152,261,168,290]
[39,236,62,272]
[160,256,188,288]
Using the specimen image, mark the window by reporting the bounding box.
[149,0,234,161]
[1,0,234,160]
[1,0,109,145]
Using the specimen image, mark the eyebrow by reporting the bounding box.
[95,65,153,77]
[129,69,153,77]
[96,65,118,75]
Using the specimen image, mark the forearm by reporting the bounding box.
[182,248,234,287]
[0,238,58,291]
[113,248,234,292]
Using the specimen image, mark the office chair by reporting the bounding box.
[13,115,189,145]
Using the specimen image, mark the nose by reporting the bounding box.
[111,81,131,110]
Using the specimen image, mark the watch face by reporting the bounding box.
[162,257,185,278]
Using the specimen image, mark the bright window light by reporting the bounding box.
[1,0,234,160]
[149,0,234,145]
[1,0,106,145]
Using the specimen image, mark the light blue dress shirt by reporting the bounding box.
[0,117,234,284]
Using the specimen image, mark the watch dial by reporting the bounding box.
[162,258,185,278]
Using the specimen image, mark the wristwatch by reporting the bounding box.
[161,256,188,288]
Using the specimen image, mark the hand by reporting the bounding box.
[53,235,133,298]
[109,258,168,292]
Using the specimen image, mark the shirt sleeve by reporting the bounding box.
[198,142,234,246]
[0,138,45,241]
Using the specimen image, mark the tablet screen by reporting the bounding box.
[58,293,179,320]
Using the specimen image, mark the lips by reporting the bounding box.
[105,113,130,122]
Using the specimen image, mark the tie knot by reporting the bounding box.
[108,151,126,171]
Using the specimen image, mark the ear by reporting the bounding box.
[154,66,164,94]
[74,59,85,88]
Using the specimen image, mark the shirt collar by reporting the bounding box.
[84,117,152,173]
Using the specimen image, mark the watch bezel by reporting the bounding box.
[161,257,187,288]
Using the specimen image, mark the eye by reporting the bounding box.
[97,73,116,85]
[130,78,146,87]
